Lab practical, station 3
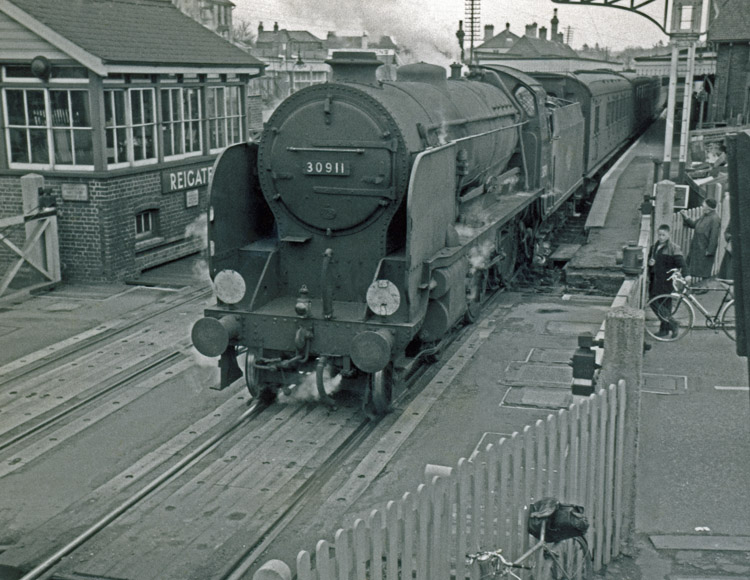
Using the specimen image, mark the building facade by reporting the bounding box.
[0,0,263,282]
[706,0,750,125]
[171,0,234,41]
[475,12,622,73]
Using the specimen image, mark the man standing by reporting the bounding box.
[680,198,722,288]
[648,224,686,337]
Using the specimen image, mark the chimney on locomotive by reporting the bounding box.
[326,51,382,84]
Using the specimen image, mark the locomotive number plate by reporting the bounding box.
[303,161,350,176]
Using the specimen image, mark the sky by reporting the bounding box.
[233,0,680,61]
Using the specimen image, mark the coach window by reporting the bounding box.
[161,86,202,160]
[104,88,157,167]
[4,87,93,169]
[206,86,243,152]
[594,104,600,134]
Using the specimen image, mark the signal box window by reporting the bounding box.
[135,209,158,239]
[5,88,93,168]
[104,88,157,167]
[206,86,243,152]
[161,87,202,159]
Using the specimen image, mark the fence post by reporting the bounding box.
[20,174,46,273]
[598,306,644,556]
[253,560,292,580]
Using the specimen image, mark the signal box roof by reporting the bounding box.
[2,0,264,75]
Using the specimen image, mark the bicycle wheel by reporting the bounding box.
[720,299,736,341]
[546,536,592,580]
[644,293,694,341]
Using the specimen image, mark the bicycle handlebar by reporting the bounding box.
[466,551,532,570]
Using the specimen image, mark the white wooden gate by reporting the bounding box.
[0,174,60,298]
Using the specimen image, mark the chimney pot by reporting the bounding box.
[258,21,264,33]
[484,24,495,41]
[506,22,510,30]
[525,23,538,38]
[273,21,279,32]
[539,26,547,40]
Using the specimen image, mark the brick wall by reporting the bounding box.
[1,165,210,284]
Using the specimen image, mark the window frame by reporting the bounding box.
[104,87,158,169]
[135,208,159,239]
[3,86,94,170]
[206,84,244,153]
[161,86,203,161]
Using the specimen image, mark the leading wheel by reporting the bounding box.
[546,537,593,580]
[644,293,694,341]
[720,299,736,341]
[369,363,394,415]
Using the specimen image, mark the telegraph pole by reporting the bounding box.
[465,0,480,65]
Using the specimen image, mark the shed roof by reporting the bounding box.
[707,0,750,43]
[1,0,263,71]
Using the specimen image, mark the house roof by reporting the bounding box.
[1,0,263,72]
[477,28,520,50]
[257,29,323,46]
[372,36,398,49]
[707,0,750,42]
[504,36,578,58]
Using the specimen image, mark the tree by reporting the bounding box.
[234,18,255,45]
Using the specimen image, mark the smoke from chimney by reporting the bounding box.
[272,0,456,66]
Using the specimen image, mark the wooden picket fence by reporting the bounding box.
[282,381,626,580]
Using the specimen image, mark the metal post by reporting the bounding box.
[678,40,698,180]
[663,42,680,180]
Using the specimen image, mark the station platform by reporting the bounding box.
[564,118,666,293]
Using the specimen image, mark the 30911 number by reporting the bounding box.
[304,161,350,175]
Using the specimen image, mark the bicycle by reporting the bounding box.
[466,500,592,580]
[645,269,735,342]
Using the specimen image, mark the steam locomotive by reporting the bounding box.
[191,52,660,414]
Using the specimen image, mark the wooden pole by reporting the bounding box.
[598,306,644,555]
[663,42,680,179]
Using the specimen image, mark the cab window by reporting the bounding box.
[514,86,537,117]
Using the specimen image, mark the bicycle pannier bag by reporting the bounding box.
[527,498,589,543]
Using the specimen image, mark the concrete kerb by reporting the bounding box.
[586,129,656,231]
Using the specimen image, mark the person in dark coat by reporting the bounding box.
[648,224,687,337]
[680,198,722,287]
[718,222,733,280]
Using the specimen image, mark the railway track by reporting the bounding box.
[0,285,211,388]
[18,400,270,580]
[3,265,508,580]
[0,286,212,460]
[13,364,435,580]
